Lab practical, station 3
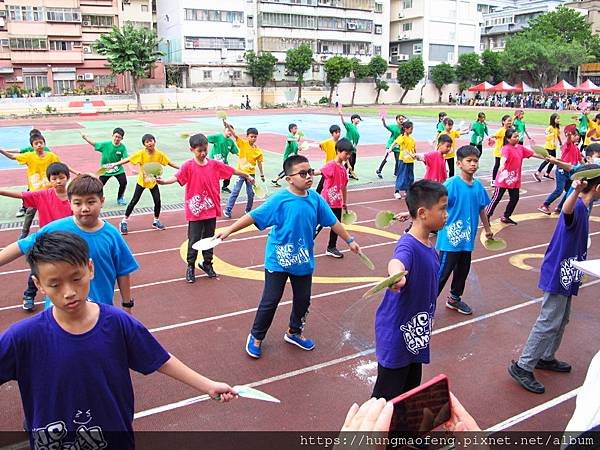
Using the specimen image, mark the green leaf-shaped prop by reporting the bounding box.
[375,210,396,229]
[341,210,357,225]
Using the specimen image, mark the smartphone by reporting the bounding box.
[389,374,451,434]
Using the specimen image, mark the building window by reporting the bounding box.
[403,0,412,9]
[413,43,422,54]
[94,74,116,87]
[184,37,245,50]
[374,45,381,55]
[402,22,412,31]
[184,9,244,23]
[7,6,44,22]
[49,41,74,51]
[203,70,212,80]
[342,43,351,54]
[232,71,242,80]
[24,75,48,91]
[54,79,75,95]
[262,12,316,29]
[46,8,81,22]
[247,39,254,50]
[374,2,383,13]
[141,5,149,12]
[374,24,382,34]
[386,72,392,80]
[82,15,114,27]
[9,38,47,50]
[247,15,253,27]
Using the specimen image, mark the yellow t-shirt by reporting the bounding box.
[585,121,599,146]
[439,129,461,159]
[395,135,417,163]
[493,128,507,158]
[129,148,170,189]
[544,126,560,151]
[319,138,336,163]
[236,137,264,174]
[15,151,61,191]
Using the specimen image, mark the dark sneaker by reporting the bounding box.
[199,262,217,278]
[152,220,166,230]
[537,205,551,215]
[349,174,359,181]
[533,172,542,182]
[543,174,555,180]
[376,171,383,179]
[186,265,196,283]
[284,331,315,351]
[535,358,572,373]
[326,247,343,258]
[120,221,128,235]
[446,298,473,315]
[245,334,262,359]
[221,187,231,193]
[15,207,26,218]
[501,216,518,225]
[22,296,36,312]
[508,361,545,394]
[117,197,127,206]
[271,179,281,187]
[223,211,232,219]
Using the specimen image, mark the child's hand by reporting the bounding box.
[209,382,237,403]
[348,241,360,254]
[246,175,255,185]
[155,177,165,185]
[215,227,232,240]
[393,212,410,222]
[260,174,265,182]
[485,230,494,240]
[572,179,587,193]
[389,271,407,292]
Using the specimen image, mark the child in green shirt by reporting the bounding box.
[376,113,406,178]
[208,125,239,193]
[470,112,489,154]
[271,123,302,187]
[338,108,361,180]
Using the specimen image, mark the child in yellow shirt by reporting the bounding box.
[390,121,416,199]
[316,124,341,194]
[438,117,469,178]
[533,113,561,182]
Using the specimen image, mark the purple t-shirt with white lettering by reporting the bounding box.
[0,304,170,450]
[538,198,589,297]
[375,234,440,369]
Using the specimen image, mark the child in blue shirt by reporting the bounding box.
[436,145,493,315]
[0,174,139,310]
[372,180,448,400]
[217,155,361,359]
[0,231,236,449]
[509,165,600,395]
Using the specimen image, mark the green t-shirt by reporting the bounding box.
[208,134,238,164]
[577,113,589,135]
[20,146,51,153]
[344,122,360,147]
[470,121,489,145]
[514,118,526,143]
[94,141,127,176]
[283,133,299,160]
[436,122,445,133]
[385,124,403,148]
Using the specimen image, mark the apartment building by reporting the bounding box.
[157,0,390,87]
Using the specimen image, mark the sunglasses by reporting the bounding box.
[287,168,314,178]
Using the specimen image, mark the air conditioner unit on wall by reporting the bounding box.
[236,55,244,62]
[84,72,93,80]
[77,74,85,80]
[398,12,404,18]
[83,21,91,26]
[185,42,193,48]
[398,54,409,61]
[347,23,357,30]
[399,33,409,40]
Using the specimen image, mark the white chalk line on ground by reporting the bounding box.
[133,279,599,420]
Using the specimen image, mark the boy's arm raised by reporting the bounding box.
[223,121,239,141]
[0,189,24,200]
[79,131,95,147]
[157,355,236,402]
[562,180,586,216]
[0,242,24,267]
[0,148,17,160]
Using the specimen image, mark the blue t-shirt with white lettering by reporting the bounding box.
[538,198,589,297]
[375,234,440,369]
[18,217,139,307]
[0,304,170,450]
[436,176,490,253]
[250,189,337,276]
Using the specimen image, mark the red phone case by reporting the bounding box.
[391,374,449,405]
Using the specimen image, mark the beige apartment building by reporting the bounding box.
[0,0,156,95]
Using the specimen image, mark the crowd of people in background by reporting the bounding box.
[452,92,600,111]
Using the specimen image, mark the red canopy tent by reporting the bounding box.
[468,81,493,92]
[575,79,600,93]
[488,81,517,92]
[513,81,538,93]
[544,80,575,93]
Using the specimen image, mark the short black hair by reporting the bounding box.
[437,134,453,145]
[30,128,41,136]
[30,133,45,145]
[438,112,447,120]
[67,174,104,199]
[141,133,155,144]
[329,125,341,134]
[501,114,511,123]
[189,133,208,149]
[288,123,297,132]
[350,114,362,121]
[46,162,70,179]
[585,143,600,157]
[572,163,600,192]
[246,127,258,136]
[396,114,406,121]
[283,154,309,175]
[456,145,481,160]
[402,121,413,132]
[406,180,448,218]
[26,231,89,277]
[113,127,125,137]
[335,137,355,153]
[443,117,454,126]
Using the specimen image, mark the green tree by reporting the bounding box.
[94,25,163,110]
[480,49,504,83]
[349,58,370,106]
[455,53,482,88]
[284,44,313,105]
[368,55,388,104]
[396,55,424,104]
[244,50,278,108]
[430,63,455,103]
[324,56,352,105]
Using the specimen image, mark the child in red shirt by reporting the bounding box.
[157,134,253,283]
[314,137,354,258]
[485,127,546,224]
[411,134,452,183]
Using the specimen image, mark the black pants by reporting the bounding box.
[21,207,37,237]
[315,176,325,194]
[99,173,128,200]
[446,157,454,177]
[580,133,587,152]
[186,218,217,266]
[125,184,161,218]
[486,187,520,218]
[349,152,357,172]
[251,270,312,340]
[492,157,501,180]
[372,362,422,401]
[475,143,483,155]
[537,149,556,174]
[438,251,472,299]
[23,273,37,299]
[328,208,342,249]
[222,178,230,189]
[377,150,400,175]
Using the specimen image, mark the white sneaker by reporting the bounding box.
[394,192,402,199]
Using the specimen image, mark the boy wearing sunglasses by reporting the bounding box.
[216,154,361,359]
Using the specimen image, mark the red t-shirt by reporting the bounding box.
[496,144,534,189]
[320,160,348,208]
[22,188,72,227]
[175,159,234,221]
[423,151,447,183]
[560,141,582,166]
